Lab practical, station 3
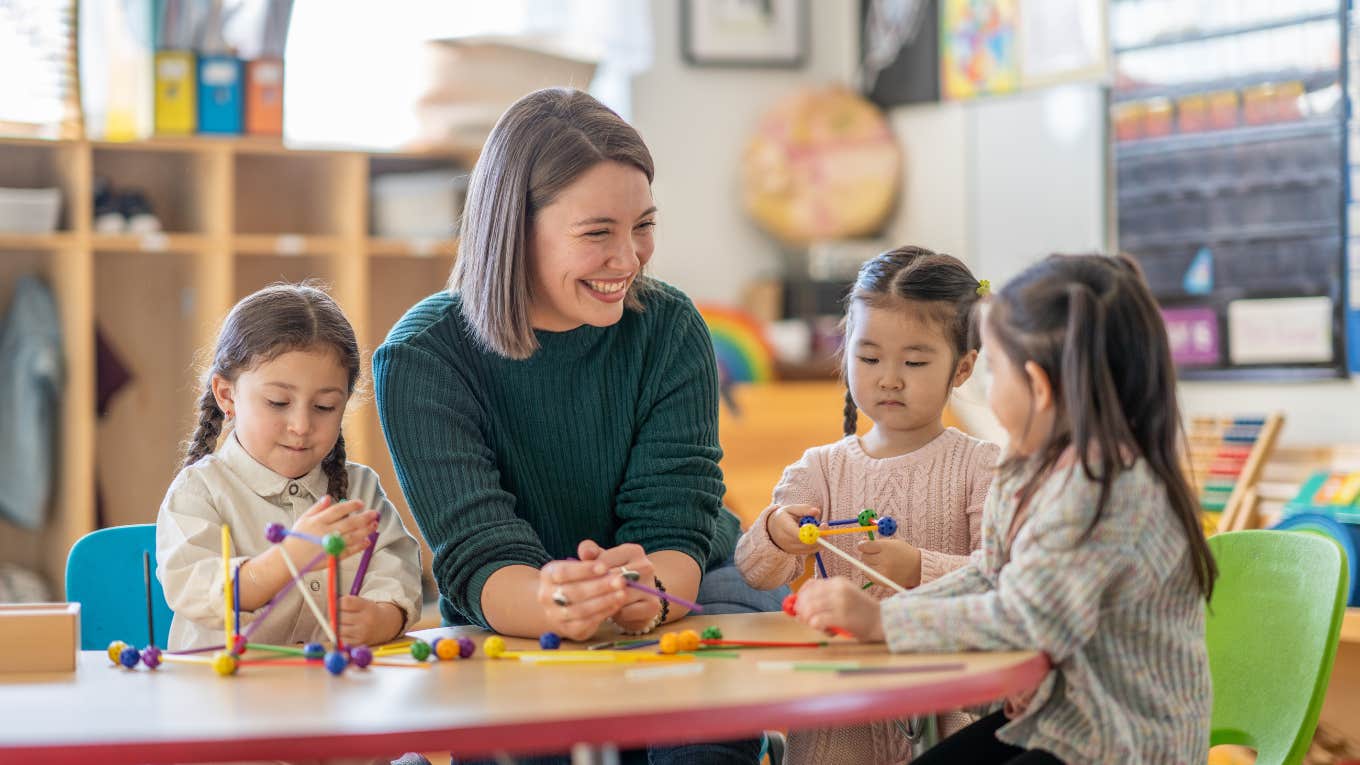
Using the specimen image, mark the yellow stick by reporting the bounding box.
[819,525,878,537]
[222,524,232,649]
[816,539,907,593]
[278,545,337,644]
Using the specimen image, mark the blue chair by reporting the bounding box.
[65,524,173,650]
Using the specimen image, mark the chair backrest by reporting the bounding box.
[65,524,173,650]
[1207,530,1348,765]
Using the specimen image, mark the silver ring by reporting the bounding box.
[552,587,571,607]
[619,567,641,583]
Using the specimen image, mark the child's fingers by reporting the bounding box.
[857,541,882,555]
[337,595,368,614]
[317,499,368,523]
[302,494,335,516]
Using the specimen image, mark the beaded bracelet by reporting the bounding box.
[610,576,669,635]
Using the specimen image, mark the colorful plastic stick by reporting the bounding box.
[349,529,379,596]
[625,579,703,614]
[277,545,336,644]
[816,538,906,593]
[242,550,326,639]
[233,563,241,640]
[814,552,829,579]
[143,551,155,649]
[329,555,342,650]
[221,524,233,650]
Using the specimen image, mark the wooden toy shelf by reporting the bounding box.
[0,135,472,595]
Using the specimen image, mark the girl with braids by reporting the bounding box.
[735,246,1000,765]
[156,283,421,651]
[793,255,1217,765]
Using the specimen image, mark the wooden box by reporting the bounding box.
[0,603,79,673]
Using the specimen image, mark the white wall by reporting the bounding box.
[632,0,858,304]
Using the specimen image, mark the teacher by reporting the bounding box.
[374,88,784,654]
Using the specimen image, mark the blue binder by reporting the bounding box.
[197,54,243,134]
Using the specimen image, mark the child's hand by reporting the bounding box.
[578,540,661,632]
[538,558,627,642]
[337,595,404,646]
[794,577,884,641]
[288,496,379,564]
[767,505,822,554]
[857,539,923,589]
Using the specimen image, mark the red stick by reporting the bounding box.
[328,555,342,651]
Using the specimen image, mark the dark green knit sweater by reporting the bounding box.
[372,279,740,628]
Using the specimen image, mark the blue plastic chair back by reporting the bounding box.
[65,524,173,650]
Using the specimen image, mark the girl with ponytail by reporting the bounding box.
[792,254,1216,765]
[156,283,421,652]
[736,246,1000,764]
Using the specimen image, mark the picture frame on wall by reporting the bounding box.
[681,0,808,68]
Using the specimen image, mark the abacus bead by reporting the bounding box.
[107,640,127,665]
[781,593,798,617]
[857,508,878,526]
[141,646,161,669]
[232,634,247,655]
[324,650,349,675]
[679,630,700,652]
[350,646,373,668]
[322,533,345,557]
[303,642,325,660]
[799,515,817,527]
[457,637,476,658]
[701,626,723,640]
[264,523,287,544]
[539,632,562,650]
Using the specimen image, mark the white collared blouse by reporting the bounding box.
[156,433,422,650]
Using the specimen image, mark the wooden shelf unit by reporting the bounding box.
[0,136,474,596]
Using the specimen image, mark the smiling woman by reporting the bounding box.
[371,88,783,764]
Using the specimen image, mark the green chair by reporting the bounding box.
[1207,530,1349,765]
[65,524,173,650]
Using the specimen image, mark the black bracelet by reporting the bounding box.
[654,576,669,623]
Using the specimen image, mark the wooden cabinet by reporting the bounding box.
[0,136,471,595]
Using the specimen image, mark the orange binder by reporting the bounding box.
[245,58,284,136]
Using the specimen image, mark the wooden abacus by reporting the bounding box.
[1186,412,1284,535]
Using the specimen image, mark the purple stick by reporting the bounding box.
[349,530,380,596]
[626,580,703,613]
[241,550,328,639]
[233,564,241,638]
[284,529,324,546]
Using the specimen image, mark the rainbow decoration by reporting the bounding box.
[697,304,776,384]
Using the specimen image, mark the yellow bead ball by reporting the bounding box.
[106,640,128,665]
[679,630,700,652]
[659,632,680,655]
[484,635,507,659]
[798,524,820,545]
[211,651,238,676]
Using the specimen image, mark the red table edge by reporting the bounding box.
[2,653,1051,764]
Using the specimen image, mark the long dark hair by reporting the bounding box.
[985,253,1216,599]
[841,246,985,436]
[182,283,361,500]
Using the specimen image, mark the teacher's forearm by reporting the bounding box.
[480,564,551,638]
[651,550,701,622]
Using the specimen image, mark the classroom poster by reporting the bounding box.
[940,0,1019,100]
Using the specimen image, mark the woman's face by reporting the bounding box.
[527,161,656,332]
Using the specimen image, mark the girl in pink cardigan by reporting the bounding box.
[736,247,1000,765]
